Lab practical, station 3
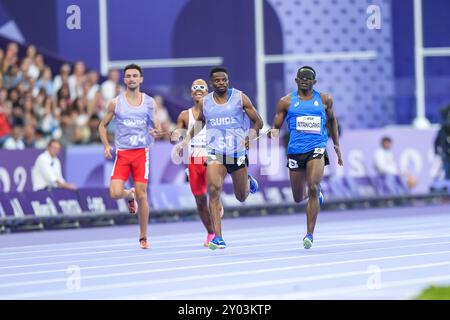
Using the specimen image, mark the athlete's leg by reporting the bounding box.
[230,166,249,202]
[110,179,134,200]
[289,170,307,203]
[130,148,150,248]
[110,151,134,202]
[194,194,214,234]
[206,163,227,237]
[135,181,150,242]
[305,158,325,234]
[189,160,214,234]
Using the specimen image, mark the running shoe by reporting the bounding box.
[303,233,313,249]
[127,188,138,215]
[208,236,226,250]
[204,233,215,247]
[248,173,259,194]
[139,237,150,249]
[319,189,324,206]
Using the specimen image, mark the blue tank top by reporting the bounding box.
[114,92,155,150]
[286,89,328,154]
[203,88,247,157]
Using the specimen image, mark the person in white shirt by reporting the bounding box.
[101,69,122,103]
[31,139,77,191]
[373,137,398,175]
[3,124,25,150]
[373,136,417,190]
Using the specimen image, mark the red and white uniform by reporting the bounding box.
[110,92,154,183]
[187,108,207,196]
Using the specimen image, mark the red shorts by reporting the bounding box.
[188,156,207,196]
[111,148,149,183]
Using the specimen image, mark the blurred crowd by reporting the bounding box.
[0,42,174,150]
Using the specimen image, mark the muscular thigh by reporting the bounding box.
[289,170,307,200]
[206,162,227,193]
[230,166,248,195]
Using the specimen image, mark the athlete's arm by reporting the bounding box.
[170,110,188,144]
[242,93,263,140]
[178,101,205,152]
[98,99,116,160]
[149,103,164,139]
[268,94,290,139]
[322,93,343,166]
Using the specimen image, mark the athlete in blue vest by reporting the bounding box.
[178,67,263,250]
[269,66,343,249]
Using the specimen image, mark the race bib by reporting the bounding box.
[237,155,246,166]
[288,159,299,169]
[296,116,321,134]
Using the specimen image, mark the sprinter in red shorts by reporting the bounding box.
[99,64,161,249]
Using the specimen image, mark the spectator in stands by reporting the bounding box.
[154,95,174,140]
[3,123,25,150]
[53,63,71,96]
[31,139,77,191]
[35,66,54,96]
[374,136,417,190]
[101,69,122,103]
[0,87,11,144]
[68,60,86,99]
[23,125,36,148]
[85,70,100,101]
[434,104,450,180]
[34,129,48,149]
[374,137,398,175]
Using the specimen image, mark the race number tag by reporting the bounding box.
[296,116,321,134]
[314,148,325,154]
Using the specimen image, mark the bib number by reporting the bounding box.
[296,116,321,134]
[130,135,146,146]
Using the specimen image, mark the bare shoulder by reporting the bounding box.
[278,93,291,109]
[320,92,333,106]
[107,97,117,112]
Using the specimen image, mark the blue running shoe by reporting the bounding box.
[319,189,324,206]
[248,174,259,194]
[303,233,313,249]
[208,236,226,250]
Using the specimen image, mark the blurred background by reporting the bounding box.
[0,0,449,231]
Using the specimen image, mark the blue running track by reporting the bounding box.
[0,204,449,300]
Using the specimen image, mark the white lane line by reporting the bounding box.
[117,261,450,300]
[1,212,448,252]
[256,275,450,300]
[3,248,450,299]
[0,218,450,261]
[1,239,450,291]
[0,233,433,271]
[1,228,450,271]
[2,237,450,279]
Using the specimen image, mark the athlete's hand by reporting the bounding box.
[242,136,250,150]
[175,141,188,158]
[267,128,280,139]
[334,145,344,166]
[104,145,113,160]
[149,128,164,139]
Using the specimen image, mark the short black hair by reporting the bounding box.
[297,66,316,78]
[124,64,143,76]
[48,139,61,147]
[381,136,392,144]
[210,67,228,78]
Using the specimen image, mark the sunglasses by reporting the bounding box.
[192,84,207,91]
